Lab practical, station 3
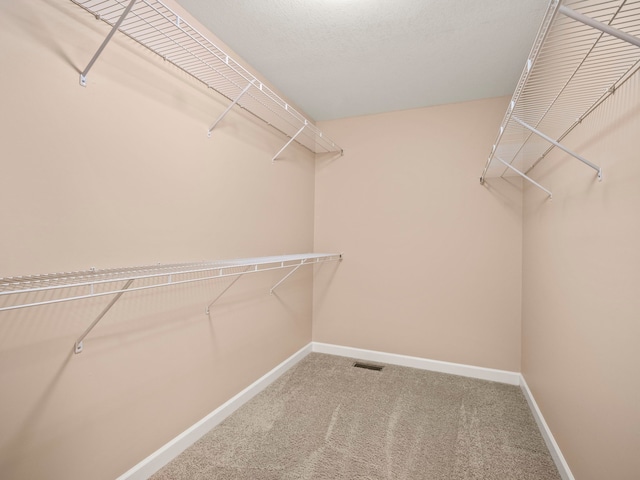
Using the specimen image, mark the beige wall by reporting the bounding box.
[5,1,638,479]
[0,1,318,479]
[522,73,640,479]
[313,97,523,372]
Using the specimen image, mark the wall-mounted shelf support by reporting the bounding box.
[207,81,255,137]
[513,117,602,181]
[79,0,137,86]
[495,156,553,198]
[74,278,134,354]
[71,0,342,156]
[0,253,342,353]
[480,0,640,191]
[272,122,307,163]
[270,262,305,295]
[204,266,251,315]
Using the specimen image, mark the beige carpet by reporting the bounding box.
[151,353,561,479]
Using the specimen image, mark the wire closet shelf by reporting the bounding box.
[480,0,640,197]
[0,253,342,353]
[71,0,343,157]
[0,253,342,312]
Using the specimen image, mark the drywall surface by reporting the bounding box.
[522,73,640,479]
[0,1,317,479]
[313,97,523,372]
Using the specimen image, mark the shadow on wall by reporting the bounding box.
[9,0,305,158]
[10,0,79,71]
[315,151,344,172]
[0,275,285,476]
[312,261,342,314]
[480,175,527,213]
[0,345,74,475]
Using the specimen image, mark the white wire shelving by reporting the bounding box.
[0,253,342,353]
[70,0,343,160]
[480,0,640,198]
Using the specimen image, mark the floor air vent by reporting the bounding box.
[353,362,384,371]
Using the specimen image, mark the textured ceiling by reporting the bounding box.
[175,0,549,121]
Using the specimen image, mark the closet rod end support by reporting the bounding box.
[479,176,485,185]
[74,341,83,354]
[597,169,603,182]
[79,74,87,87]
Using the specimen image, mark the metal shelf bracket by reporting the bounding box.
[79,0,137,87]
[71,0,342,155]
[204,266,251,316]
[74,278,134,354]
[495,156,552,198]
[207,80,256,137]
[270,261,305,295]
[272,122,307,163]
[513,117,602,181]
[1,254,343,355]
[480,0,640,191]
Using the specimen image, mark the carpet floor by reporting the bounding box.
[151,353,561,479]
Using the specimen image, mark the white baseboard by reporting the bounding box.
[311,342,521,385]
[519,375,575,480]
[116,343,313,480]
[118,341,571,480]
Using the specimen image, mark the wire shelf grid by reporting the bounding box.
[71,0,342,155]
[481,0,640,182]
[0,253,342,312]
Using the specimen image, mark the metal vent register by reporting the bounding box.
[353,362,384,372]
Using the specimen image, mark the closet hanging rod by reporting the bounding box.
[0,253,342,312]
